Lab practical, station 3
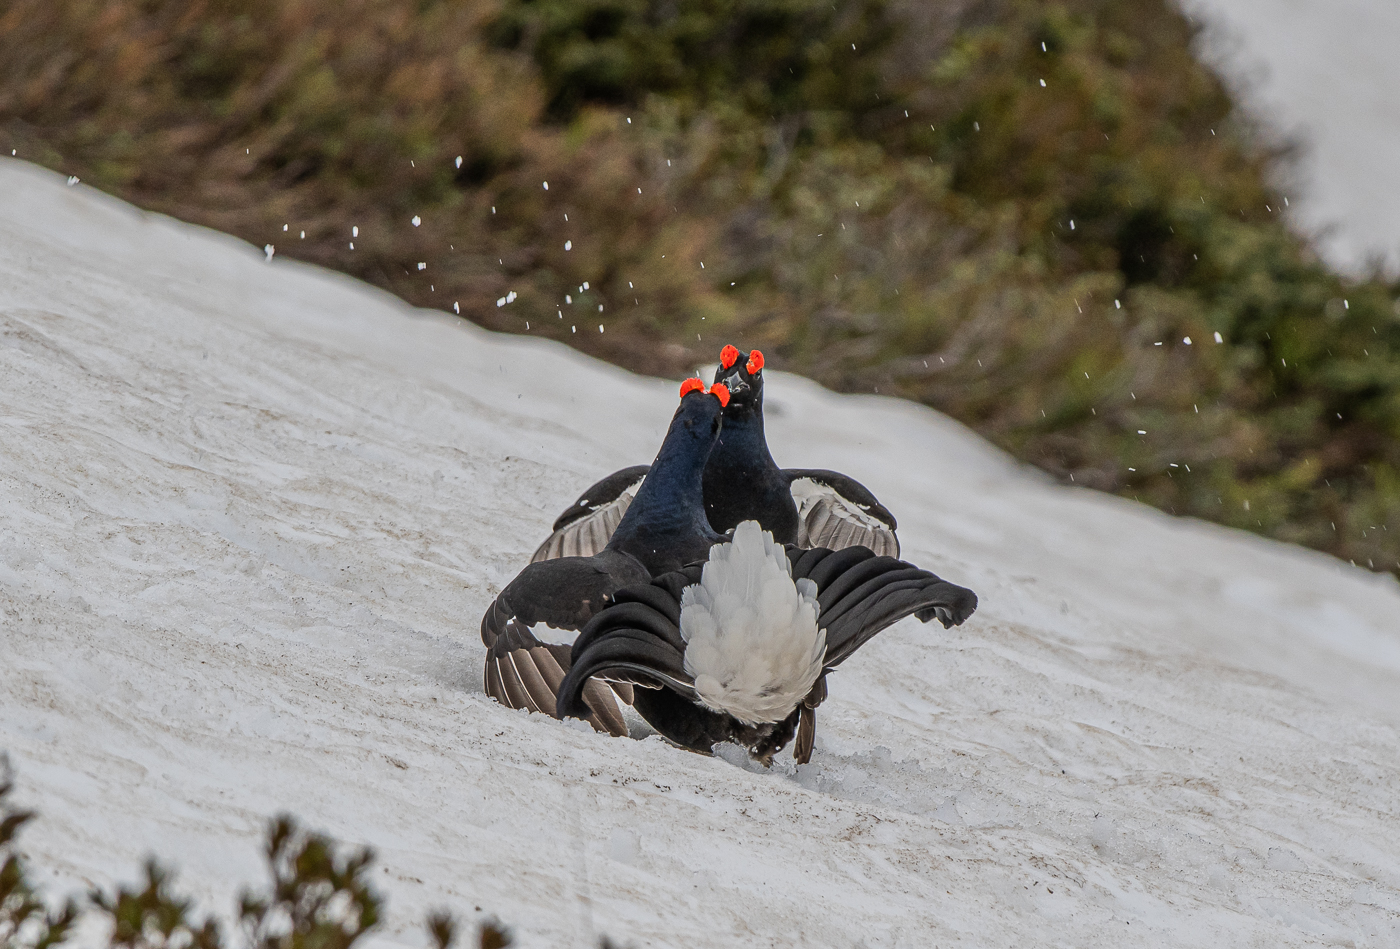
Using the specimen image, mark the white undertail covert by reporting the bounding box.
[679,520,826,724]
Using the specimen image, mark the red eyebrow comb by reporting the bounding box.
[746,349,764,374]
[710,382,730,408]
[719,344,740,370]
[679,377,706,398]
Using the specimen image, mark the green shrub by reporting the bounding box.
[0,756,520,949]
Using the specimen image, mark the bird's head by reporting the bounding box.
[675,376,730,442]
[711,345,764,414]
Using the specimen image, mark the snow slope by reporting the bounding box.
[1184,0,1400,273]
[3,157,1400,946]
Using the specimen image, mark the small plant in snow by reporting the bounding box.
[0,757,551,949]
[1,756,80,949]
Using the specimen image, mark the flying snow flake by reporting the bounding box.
[1183,337,1192,345]
[565,240,572,251]
[352,226,359,237]
[300,231,305,239]
[572,325,576,333]
[66,176,79,186]
[507,291,517,303]
[349,243,354,250]
[453,302,460,314]
[1138,430,1147,435]
[455,156,463,168]
[496,297,506,307]
[628,282,633,288]
[1039,79,1046,87]
[283,224,289,231]
[566,295,572,304]
[412,216,421,227]
[1115,299,1121,309]
[598,324,604,333]
[263,245,275,262]
[1214,332,1224,343]
[417,262,427,270]
[542,181,549,190]
[582,281,590,290]
[598,304,604,312]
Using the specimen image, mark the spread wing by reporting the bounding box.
[482,618,633,737]
[480,550,648,737]
[531,465,649,562]
[784,545,975,763]
[786,545,977,669]
[785,469,900,557]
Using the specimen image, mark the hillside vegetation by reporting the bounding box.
[1,761,518,949]
[3,0,1397,573]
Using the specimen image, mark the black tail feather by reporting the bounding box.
[558,596,693,721]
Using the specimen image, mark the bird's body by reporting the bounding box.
[558,521,978,764]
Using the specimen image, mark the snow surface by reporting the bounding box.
[3,156,1400,946]
[1184,0,1400,273]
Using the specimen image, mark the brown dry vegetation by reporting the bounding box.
[2,0,1398,574]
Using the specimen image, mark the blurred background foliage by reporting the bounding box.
[2,0,1398,574]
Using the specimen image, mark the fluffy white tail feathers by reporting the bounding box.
[680,521,826,724]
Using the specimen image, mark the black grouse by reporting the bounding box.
[480,378,730,735]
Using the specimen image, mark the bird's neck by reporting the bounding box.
[610,412,721,570]
[709,409,779,475]
[702,406,799,541]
